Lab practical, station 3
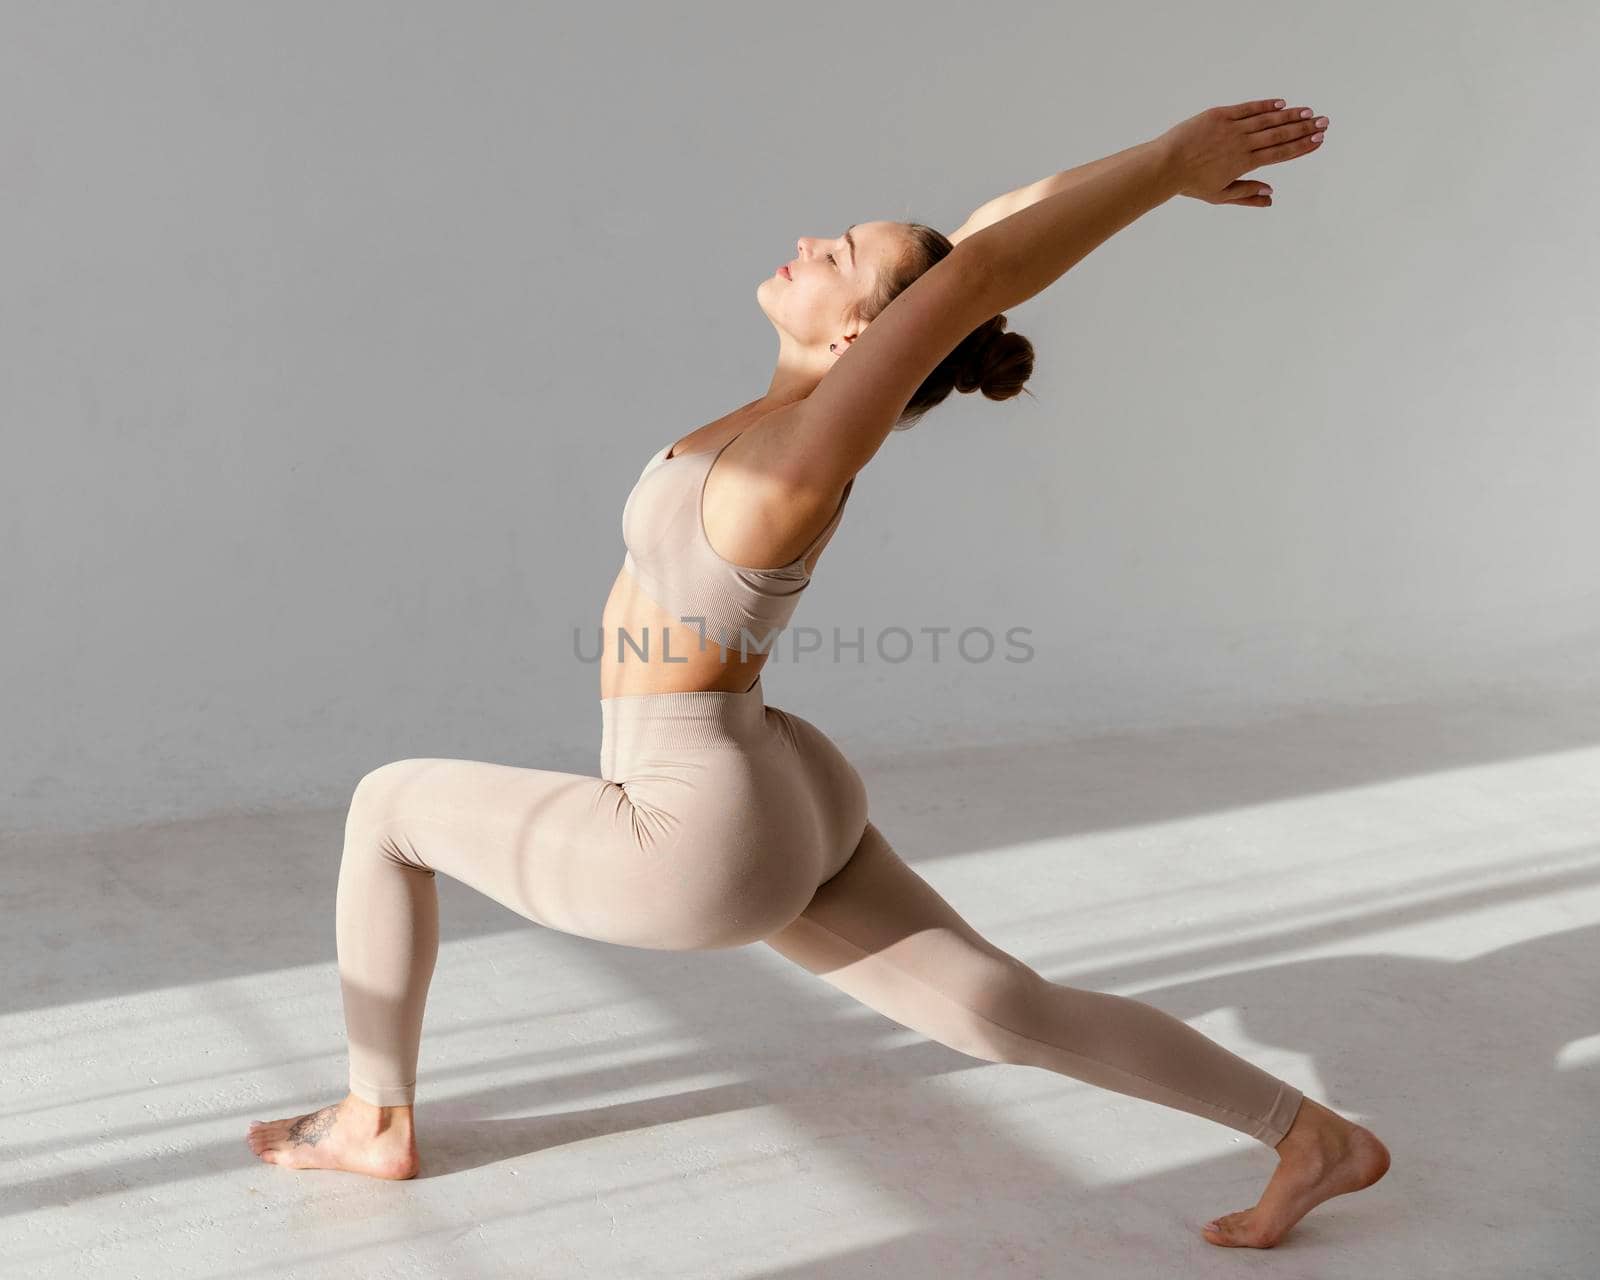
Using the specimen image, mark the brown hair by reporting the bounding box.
[856,222,1036,431]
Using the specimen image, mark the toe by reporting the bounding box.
[1220,1212,1280,1249]
[1200,1211,1255,1247]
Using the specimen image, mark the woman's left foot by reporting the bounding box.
[246,1093,419,1179]
[1201,1096,1390,1248]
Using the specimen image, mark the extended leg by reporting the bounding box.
[762,820,1303,1146]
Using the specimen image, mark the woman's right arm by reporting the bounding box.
[965,98,1328,316]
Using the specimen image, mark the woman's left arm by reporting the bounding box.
[949,135,1277,244]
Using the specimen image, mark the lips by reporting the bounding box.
[779,265,792,279]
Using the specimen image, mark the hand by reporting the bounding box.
[1155,98,1330,207]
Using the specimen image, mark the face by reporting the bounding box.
[757,220,906,355]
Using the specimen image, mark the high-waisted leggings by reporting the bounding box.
[335,675,1304,1146]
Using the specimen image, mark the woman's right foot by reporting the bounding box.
[246,1093,419,1179]
[1201,1096,1390,1248]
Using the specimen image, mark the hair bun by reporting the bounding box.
[954,315,1035,402]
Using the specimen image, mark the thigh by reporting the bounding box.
[347,756,652,944]
[348,754,823,952]
[762,820,1037,1002]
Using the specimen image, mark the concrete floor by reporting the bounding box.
[3,680,1596,1278]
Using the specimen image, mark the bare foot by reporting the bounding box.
[246,1093,419,1179]
[1201,1096,1390,1248]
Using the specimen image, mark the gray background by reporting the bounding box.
[4,1,1596,836]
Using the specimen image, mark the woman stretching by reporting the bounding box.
[247,97,1388,1249]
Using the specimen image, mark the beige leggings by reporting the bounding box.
[336,675,1304,1146]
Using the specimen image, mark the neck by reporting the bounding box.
[764,333,831,407]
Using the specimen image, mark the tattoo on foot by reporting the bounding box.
[286,1105,338,1146]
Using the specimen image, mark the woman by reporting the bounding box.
[248,98,1387,1249]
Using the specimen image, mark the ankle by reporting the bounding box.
[343,1092,415,1133]
[1278,1097,1347,1153]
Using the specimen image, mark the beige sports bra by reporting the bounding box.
[621,430,855,649]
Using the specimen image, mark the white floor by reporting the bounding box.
[3,680,1596,1279]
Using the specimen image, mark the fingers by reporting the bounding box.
[1220,179,1272,205]
[1243,105,1323,133]
[1254,126,1327,165]
[1249,112,1329,151]
[1223,98,1287,120]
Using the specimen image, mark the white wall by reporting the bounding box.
[4,1,1597,835]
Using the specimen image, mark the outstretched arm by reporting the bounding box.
[782,98,1329,489]
[948,99,1326,243]
[968,98,1329,315]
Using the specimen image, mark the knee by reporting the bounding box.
[345,758,432,839]
[955,960,1051,1065]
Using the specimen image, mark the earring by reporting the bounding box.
[829,343,837,353]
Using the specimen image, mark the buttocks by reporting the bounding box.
[605,730,836,948]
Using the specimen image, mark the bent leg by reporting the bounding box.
[335,756,636,1106]
[762,820,1304,1146]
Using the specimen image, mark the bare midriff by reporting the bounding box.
[598,565,774,697]
[596,396,848,700]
